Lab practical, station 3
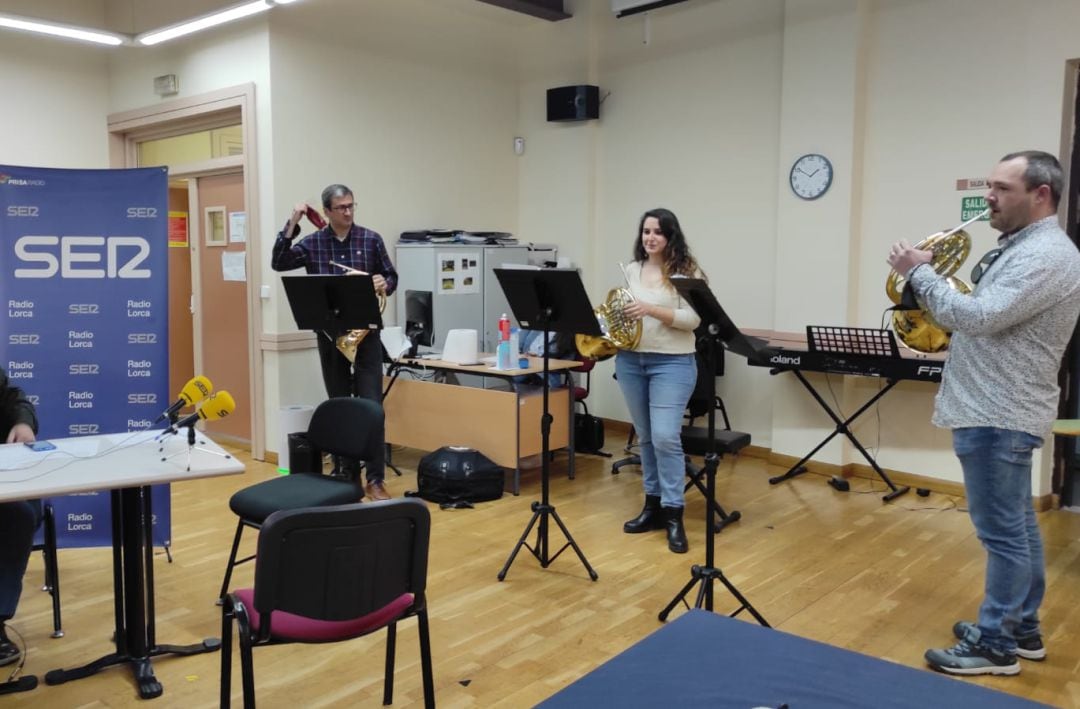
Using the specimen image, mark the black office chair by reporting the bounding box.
[220,499,434,709]
[30,501,64,637]
[218,397,384,601]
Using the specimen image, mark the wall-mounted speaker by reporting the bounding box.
[546,85,599,122]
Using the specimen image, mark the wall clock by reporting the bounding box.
[789,153,833,200]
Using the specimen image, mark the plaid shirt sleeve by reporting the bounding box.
[271,218,311,272]
[371,231,398,295]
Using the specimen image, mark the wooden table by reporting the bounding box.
[384,355,581,494]
[0,430,244,699]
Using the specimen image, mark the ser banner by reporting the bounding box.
[0,164,171,548]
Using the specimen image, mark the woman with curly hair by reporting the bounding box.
[616,208,703,553]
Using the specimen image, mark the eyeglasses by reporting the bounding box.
[970,247,1004,284]
[329,203,356,213]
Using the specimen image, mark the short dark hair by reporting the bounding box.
[321,184,353,209]
[1000,150,1063,208]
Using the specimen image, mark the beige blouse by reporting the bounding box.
[622,261,701,355]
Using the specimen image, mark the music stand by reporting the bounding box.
[282,274,383,337]
[658,278,769,626]
[283,274,386,476]
[494,267,601,582]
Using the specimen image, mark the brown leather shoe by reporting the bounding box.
[364,480,391,501]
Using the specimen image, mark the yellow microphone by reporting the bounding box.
[174,391,235,429]
[155,375,213,423]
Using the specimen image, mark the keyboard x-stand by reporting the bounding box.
[747,326,945,503]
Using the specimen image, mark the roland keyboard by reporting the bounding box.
[740,329,946,383]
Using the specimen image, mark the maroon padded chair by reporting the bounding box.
[219,499,434,708]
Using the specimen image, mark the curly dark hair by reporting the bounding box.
[632,207,704,282]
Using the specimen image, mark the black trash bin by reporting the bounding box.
[286,432,321,474]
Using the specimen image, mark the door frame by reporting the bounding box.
[107,83,265,460]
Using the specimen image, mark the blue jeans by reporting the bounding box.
[0,500,42,622]
[953,427,1045,654]
[616,351,696,508]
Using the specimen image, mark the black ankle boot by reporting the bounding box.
[664,506,688,553]
[623,495,663,533]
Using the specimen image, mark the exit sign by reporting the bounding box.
[961,196,989,221]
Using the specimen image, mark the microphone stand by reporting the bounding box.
[157,419,233,469]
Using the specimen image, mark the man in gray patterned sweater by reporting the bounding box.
[888,150,1080,676]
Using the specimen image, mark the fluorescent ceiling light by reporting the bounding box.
[0,13,126,46]
[137,0,272,46]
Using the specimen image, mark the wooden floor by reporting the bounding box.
[6,445,1080,708]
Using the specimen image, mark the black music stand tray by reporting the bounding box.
[282,273,383,338]
[767,325,911,503]
[494,267,601,582]
[658,278,769,626]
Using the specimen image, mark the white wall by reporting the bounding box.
[513,0,1080,494]
[850,0,1080,490]
[260,10,522,448]
[515,0,787,441]
[0,33,111,168]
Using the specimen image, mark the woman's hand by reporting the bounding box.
[623,300,651,321]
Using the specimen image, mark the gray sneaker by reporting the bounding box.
[925,640,1020,676]
[953,621,1046,661]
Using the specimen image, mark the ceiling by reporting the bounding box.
[0,0,562,37]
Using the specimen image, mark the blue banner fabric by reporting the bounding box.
[0,165,171,547]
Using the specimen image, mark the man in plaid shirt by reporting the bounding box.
[272,183,398,500]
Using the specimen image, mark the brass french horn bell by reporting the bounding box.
[885,209,987,353]
[575,264,643,358]
[330,261,387,363]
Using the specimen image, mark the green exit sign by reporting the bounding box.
[961,196,989,221]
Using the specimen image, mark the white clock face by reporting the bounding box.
[789,153,833,200]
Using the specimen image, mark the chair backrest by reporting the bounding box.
[252,499,430,626]
[306,397,385,462]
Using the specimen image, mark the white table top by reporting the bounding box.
[0,430,245,502]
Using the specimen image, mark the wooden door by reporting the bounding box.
[195,173,250,442]
[167,185,194,399]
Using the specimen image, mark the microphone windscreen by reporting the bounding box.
[200,391,236,420]
[179,375,213,406]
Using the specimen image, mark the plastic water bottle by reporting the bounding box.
[498,313,510,342]
[496,341,511,370]
[508,327,520,362]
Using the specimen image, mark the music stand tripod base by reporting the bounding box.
[493,267,601,582]
[659,278,768,626]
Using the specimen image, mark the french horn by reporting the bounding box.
[330,261,387,363]
[575,264,642,358]
[885,209,987,353]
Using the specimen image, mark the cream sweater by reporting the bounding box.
[622,261,701,354]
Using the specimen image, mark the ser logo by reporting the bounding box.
[69,364,100,375]
[917,365,943,377]
[69,304,100,315]
[68,424,99,435]
[8,334,40,345]
[128,333,157,344]
[128,393,157,404]
[127,207,158,218]
[27,395,40,406]
[13,236,151,279]
[6,206,39,217]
